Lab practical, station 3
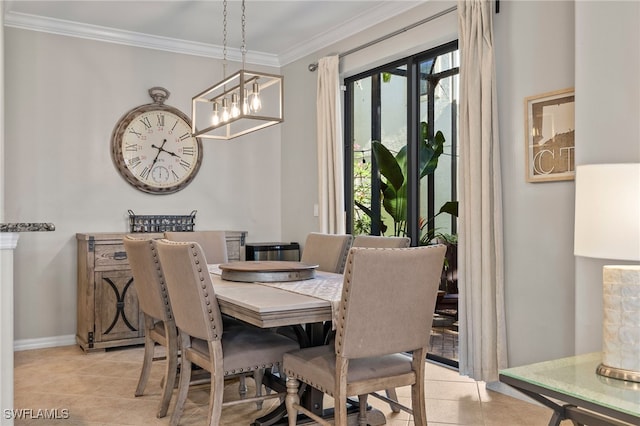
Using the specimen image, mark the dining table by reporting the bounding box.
[208,262,387,426]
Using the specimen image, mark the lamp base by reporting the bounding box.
[596,362,640,383]
[600,265,640,384]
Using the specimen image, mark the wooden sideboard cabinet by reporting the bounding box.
[76,231,247,352]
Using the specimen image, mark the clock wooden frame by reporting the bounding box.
[110,87,203,194]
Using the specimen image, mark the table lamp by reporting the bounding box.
[574,163,640,383]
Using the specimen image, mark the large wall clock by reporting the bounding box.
[111,87,203,194]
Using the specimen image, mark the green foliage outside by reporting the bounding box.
[352,158,372,235]
[372,122,457,242]
[353,121,458,243]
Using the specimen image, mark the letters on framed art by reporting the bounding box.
[524,88,575,182]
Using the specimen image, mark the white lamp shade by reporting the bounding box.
[574,163,640,261]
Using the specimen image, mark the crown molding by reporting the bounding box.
[5,2,424,68]
[3,11,280,68]
[278,1,423,66]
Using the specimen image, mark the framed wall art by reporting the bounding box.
[524,88,575,182]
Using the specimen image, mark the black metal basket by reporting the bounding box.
[128,210,196,233]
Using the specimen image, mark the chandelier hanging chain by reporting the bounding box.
[241,0,247,69]
[190,0,283,140]
[222,0,228,78]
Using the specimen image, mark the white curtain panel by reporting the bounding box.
[316,55,346,234]
[457,0,507,382]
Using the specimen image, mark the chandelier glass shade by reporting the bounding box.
[191,0,284,140]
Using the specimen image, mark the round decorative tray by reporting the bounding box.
[218,261,318,283]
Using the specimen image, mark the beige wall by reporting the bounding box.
[574,0,640,354]
[494,1,576,366]
[4,29,283,343]
[1,3,4,221]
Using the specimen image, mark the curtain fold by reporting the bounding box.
[457,0,507,382]
[316,55,345,234]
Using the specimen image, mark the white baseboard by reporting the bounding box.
[14,335,76,351]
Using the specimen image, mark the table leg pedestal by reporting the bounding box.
[251,376,386,426]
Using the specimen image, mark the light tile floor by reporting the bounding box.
[13,345,570,425]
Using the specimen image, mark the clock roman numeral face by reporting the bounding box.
[111,105,203,194]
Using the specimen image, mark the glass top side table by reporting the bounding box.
[499,352,639,426]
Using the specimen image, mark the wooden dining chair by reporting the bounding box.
[155,239,300,426]
[350,234,411,413]
[351,235,410,249]
[300,232,353,274]
[284,245,446,426]
[164,231,228,264]
[123,235,178,418]
[165,230,263,400]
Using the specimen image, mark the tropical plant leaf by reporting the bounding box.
[420,130,445,179]
[382,183,406,223]
[379,179,388,194]
[395,145,408,173]
[354,200,373,218]
[372,141,404,190]
[354,200,387,234]
[370,122,452,238]
[438,201,458,217]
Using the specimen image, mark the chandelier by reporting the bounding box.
[191,0,284,140]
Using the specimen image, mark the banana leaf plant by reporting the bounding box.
[370,122,448,236]
[419,201,458,245]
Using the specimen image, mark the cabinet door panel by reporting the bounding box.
[94,270,142,342]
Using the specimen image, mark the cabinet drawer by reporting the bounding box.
[94,243,129,268]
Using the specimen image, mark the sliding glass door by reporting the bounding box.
[345,40,460,366]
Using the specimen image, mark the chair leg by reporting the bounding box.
[285,378,300,426]
[411,382,427,426]
[335,357,349,426]
[334,392,348,426]
[411,348,428,426]
[170,354,192,426]
[254,369,265,410]
[238,375,247,397]
[157,326,179,418]
[385,388,401,413]
[135,321,156,397]
[207,368,224,426]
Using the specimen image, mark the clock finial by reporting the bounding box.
[148,87,170,105]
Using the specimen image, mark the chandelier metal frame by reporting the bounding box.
[191,0,284,140]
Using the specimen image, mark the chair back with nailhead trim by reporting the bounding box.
[155,239,224,342]
[164,231,228,264]
[300,232,353,274]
